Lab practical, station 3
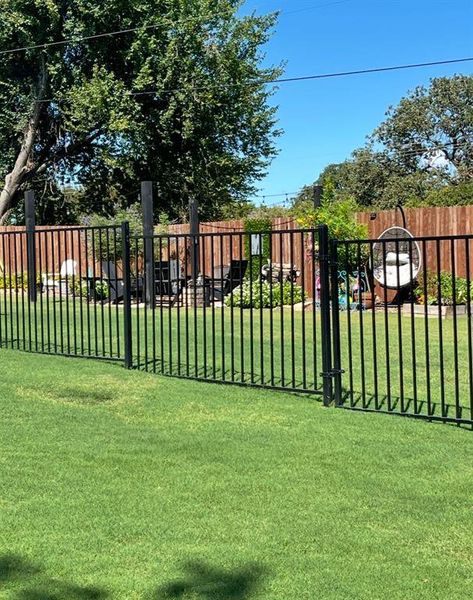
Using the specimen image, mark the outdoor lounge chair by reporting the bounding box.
[154,259,184,304]
[208,259,248,300]
[42,259,77,293]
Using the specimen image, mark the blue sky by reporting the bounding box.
[239,0,473,205]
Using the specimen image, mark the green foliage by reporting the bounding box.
[243,217,272,281]
[225,280,306,309]
[0,273,28,290]
[294,196,367,240]
[415,271,473,305]
[66,276,89,298]
[85,203,170,260]
[0,1,282,222]
[405,182,473,208]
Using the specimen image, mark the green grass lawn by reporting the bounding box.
[2,293,473,420]
[1,349,473,599]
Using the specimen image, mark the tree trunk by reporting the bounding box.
[0,61,48,224]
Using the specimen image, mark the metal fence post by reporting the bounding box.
[25,190,37,303]
[141,181,155,307]
[318,224,333,406]
[329,239,343,405]
[189,196,199,281]
[121,221,133,369]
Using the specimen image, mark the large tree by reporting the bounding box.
[297,75,473,209]
[0,0,281,224]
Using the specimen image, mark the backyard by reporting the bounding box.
[1,348,472,599]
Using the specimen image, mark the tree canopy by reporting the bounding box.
[297,75,473,209]
[0,0,282,224]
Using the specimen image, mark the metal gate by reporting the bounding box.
[330,233,473,426]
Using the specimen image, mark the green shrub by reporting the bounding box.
[225,280,306,309]
[405,182,473,208]
[0,273,28,290]
[415,271,473,305]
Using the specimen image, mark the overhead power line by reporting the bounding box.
[35,55,473,104]
[252,138,473,201]
[0,1,356,57]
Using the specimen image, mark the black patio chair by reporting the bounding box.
[155,259,184,304]
[101,261,142,303]
[208,259,248,301]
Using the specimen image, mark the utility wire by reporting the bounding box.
[34,55,473,105]
[0,1,354,57]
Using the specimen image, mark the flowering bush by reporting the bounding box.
[225,280,306,308]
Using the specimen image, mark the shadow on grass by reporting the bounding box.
[0,554,108,599]
[339,389,473,428]
[153,560,267,599]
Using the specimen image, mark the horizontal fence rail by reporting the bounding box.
[332,233,473,426]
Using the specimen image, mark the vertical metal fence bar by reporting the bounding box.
[330,240,342,405]
[185,235,190,378]
[106,228,112,358]
[319,225,333,406]
[436,239,446,416]
[151,235,157,373]
[202,234,208,379]
[85,230,91,356]
[158,236,165,374]
[421,241,432,416]
[345,243,354,406]
[357,243,366,407]
[382,240,391,412]
[248,234,254,384]
[210,234,216,379]
[143,236,149,373]
[368,241,379,410]
[19,232,26,351]
[395,239,404,412]
[77,230,85,356]
[13,230,20,350]
[238,233,244,383]
[91,229,98,356]
[43,230,51,352]
[279,232,285,388]
[135,237,141,369]
[168,236,174,376]
[38,232,45,352]
[311,230,317,390]
[113,228,120,359]
[290,230,296,388]
[121,222,133,369]
[465,238,473,425]
[450,238,460,419]
[300,231,307,390]
[229,234,235,382]
[408,239,418,414]
[269,232,275,387]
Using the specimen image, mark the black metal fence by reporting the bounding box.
[0,225,125,361]
[1,220,472,427]
[127,226,332,398]
[332,233,473,426]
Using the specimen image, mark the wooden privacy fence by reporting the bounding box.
[1,205,473,293]
[0,226,88,275]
